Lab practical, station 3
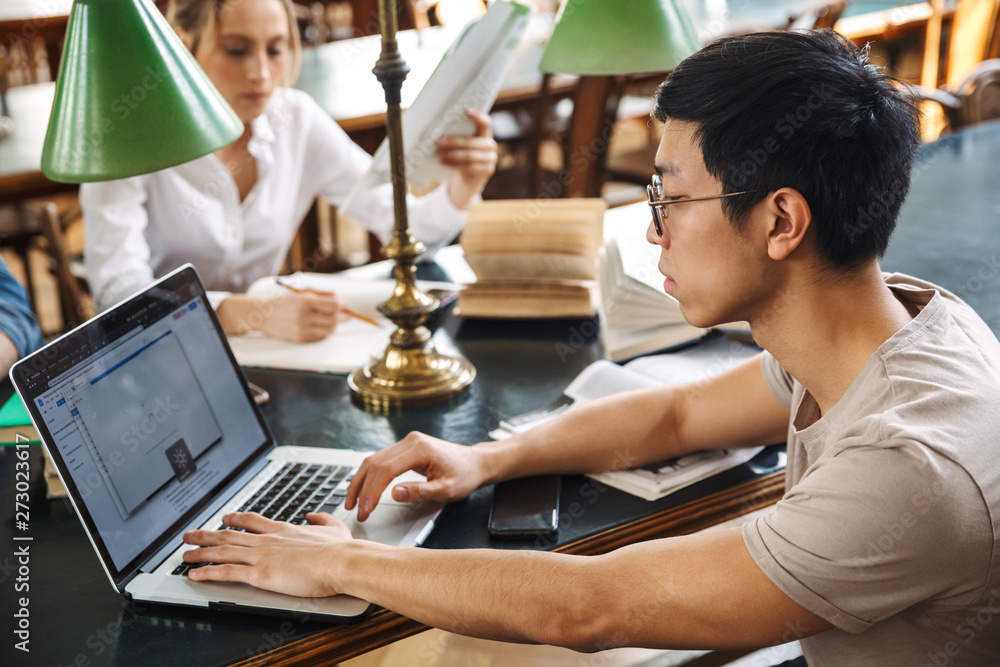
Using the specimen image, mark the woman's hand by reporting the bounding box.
[217,291,349,343]
[438,108,498,210]
[183,511,351,598]
[346,432,488,522]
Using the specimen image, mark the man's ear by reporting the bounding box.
[763,188,811,261]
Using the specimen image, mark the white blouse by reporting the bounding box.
[82,87,468,311]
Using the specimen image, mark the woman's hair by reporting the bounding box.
[165,0,302,86]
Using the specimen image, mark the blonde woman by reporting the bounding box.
[83,0,497,342]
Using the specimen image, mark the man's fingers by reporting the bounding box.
[345,449,407,510]
[183,527,262,548]
[355,447,430,520]
[188,562,254,584]
[183,543,256,566]
[393,479,452,503]
[345,458,372,510]
[304,512,341,526]
[225,511,281,533]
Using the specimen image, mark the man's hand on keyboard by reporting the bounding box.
[181,511,351,597]
[346,432,487,522]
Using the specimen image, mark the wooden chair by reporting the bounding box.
[916,0,1000,138]
[485,72,574,200]
[32,201,92,332]
[919,58,1000,130]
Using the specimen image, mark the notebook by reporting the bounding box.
[9,265,441,622]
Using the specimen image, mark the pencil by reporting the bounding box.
[274,278,381,327]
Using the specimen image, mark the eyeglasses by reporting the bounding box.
[647,174,764,237]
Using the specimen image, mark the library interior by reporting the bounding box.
[1,1,998,666]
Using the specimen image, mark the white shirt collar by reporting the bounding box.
[248,102,276,157]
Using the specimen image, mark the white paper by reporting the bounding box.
[227,275,455,374]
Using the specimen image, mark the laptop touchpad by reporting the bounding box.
[340,500,440,546]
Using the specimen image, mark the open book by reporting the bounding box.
[599,202,751,361]
[344,0,531,209]
[599,238,707,361]
[457,198,606,318]
[491,337,763,501]
[226,274,455,374]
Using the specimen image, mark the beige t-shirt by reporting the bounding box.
[744,274,1000,666]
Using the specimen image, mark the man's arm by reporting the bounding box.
[185,514,831,651]
[348,354,790,519]
[483,352,790,479]
[184,354,811,648]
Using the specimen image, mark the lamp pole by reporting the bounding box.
[348,0,476,409]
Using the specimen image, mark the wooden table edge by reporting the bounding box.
[232,469,786,666]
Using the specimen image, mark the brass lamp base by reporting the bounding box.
[348,336,476,410]
[351,0,476,410]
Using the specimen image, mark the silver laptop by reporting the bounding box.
[10,264,441,622]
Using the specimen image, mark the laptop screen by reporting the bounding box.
[11,266,272,583]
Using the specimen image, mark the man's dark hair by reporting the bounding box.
[653,29,921,269]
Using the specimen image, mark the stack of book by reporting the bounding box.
[457,198,606,318]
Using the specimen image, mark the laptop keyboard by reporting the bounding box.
[172,462,355,576]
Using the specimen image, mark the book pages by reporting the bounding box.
[457,198,606,318]
[490,338,764,501]
[343,0,531,212]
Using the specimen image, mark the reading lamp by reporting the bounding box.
[347,0,477,409]
[538,0,701,197]
[40,0,242,182]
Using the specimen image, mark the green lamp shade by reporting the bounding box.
[539,0,701,75]
[41,0,243,183]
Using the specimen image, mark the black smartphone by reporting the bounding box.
[488,475,560,539]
